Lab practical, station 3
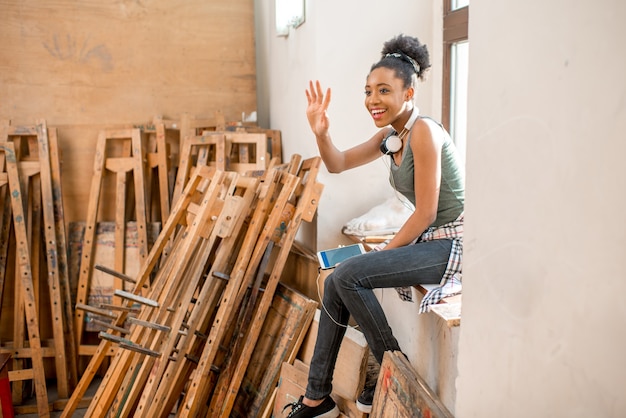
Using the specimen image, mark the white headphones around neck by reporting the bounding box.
[380,107,420,155]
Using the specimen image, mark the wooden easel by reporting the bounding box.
[179,111,225,141]
[224,130,268,174]
[0,120,77,410]
[170,131,269,208]
[238,125,282,164]
[0,142,49,417]
[178,112,270,175]
[73,128,150,359]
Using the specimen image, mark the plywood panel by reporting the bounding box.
[0,1,256,125]
[0,1,257,222]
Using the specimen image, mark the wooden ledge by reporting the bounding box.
[416,284,461,327]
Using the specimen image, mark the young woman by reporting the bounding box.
[284,34,465,418]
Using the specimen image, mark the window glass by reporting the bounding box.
[275,0,305,36]
[452,0,469,10]
[450,40,469,161]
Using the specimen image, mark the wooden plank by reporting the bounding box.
[418,285,462,326]
[91,318,130,335]
[208,240,278,414]
[11,134,43,407]
[370,351,454,418]
[12,404,53,415]
[52,397,92,411]
[8,368,34,381]
[73,129,107,344]
[77,345,117,357]
[98,332,161,358]
[111,240,216,417]
[125,316,170,332]
[271,360,364,418]
[429,302,461,327]
[35,120,71,398]
[94,264,138,285]
[48,126,79,390]
[272,361,308,418]
[129,127,150,287]
[0,346,56,358]
[0,156,11,323]
[75,303,117,320]
[153,121,172,222]
[113,289,159,308]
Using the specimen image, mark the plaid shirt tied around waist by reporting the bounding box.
[395,212,464,313]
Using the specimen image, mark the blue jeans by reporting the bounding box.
[305,239,453,400]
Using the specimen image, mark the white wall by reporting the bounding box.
[456,1,626,417]
[258,0,626,416]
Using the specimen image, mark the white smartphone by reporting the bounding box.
[316,243,367,270]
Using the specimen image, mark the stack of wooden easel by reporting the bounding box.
[2,114,315,417]
[66,114,318,417]
[62,153,323,417]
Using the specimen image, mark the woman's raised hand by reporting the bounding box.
[305,80,332,138]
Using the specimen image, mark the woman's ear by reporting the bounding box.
[405,87,415,102]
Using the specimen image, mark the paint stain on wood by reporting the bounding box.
[43,33,113,72]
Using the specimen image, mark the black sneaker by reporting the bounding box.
[283,395,340,418]
[356,384,376,413]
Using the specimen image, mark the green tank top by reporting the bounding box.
[389,117,465,227]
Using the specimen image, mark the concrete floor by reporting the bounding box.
[12,378,98,418]
[12,376,178,417]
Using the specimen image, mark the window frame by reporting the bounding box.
[442,0,469,132]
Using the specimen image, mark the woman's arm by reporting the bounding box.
[383,118,442,249]
[306,80,384,173]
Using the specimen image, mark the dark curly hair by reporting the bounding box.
[370,34,431,88]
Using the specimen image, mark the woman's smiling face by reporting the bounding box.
[364,67,409,129]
